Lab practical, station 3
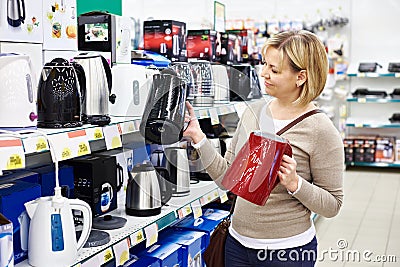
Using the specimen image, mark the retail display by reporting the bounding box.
[37,57,85,128]
[186,29,217,61]
[358,62,382,72]
[73,52,116,126]
[190,60,215,107]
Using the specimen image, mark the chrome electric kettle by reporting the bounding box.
[7,0,25,27]
[73,52,116,126]
[126,162,172,217]
[164,147,190,197]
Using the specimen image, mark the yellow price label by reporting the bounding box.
[35,137,48,152]
[78,142,89,156]
[120,251,129,266]
[6,154,23,169]
[61,147,72,160]
[213,191,219,198]
[111,136,122,149]
[128,122,135,132]
[136,230,144,243]
[94,129,103,139]
[103,248,114,263]
[148,235,157,247]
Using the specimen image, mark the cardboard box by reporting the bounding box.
[159,229,207,267]
[375,136,395,163]
[135,243,182,267]
[0,181,41,264]
[144,20,187,62]
[226,29,255,61]
[187,29,217,61]
[0,213,13,267]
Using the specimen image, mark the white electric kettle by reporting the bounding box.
[24,194,92,267]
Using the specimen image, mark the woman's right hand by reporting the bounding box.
[183,101,206,144]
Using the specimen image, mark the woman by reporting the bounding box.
[184,30,344,266]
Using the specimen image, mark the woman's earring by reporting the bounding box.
[296,82,300,87]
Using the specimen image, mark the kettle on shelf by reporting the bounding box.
[37,57,85,128]
[0,53,37,130]
[73,52,116,126]
[7,0,25,27]
[126,161,172,217]
[164,147,191,197]
[24,195,92,267]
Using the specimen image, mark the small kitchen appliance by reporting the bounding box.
[37,57,85,128]
[164,147,190,196]
[126,162,172,217]
[73,52,115,126]
[140,68,188,145]
[0,53,37,130]
[7,0,25,27]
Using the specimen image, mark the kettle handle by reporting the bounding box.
[69,198,92,250]
[99,55,113,95]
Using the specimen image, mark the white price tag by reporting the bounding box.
[103,125,122,150]
[97,248,114,264]
[113,239,130,267]
[81,256,100,267]
[198,109,209,119]
[22,136,49,154]
[395,73,400,78]
[218,189,229,203]
[0,138,25,171]
[85,127,104,141]
[191,200,203,219]
[47,130,90,161]
[178,205,192,219]
[130,229,145,247]
[122,121,136,134]
[144,223,158,247]
[209,108,220,125]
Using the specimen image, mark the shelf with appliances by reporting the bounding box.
[344,67,400,168]
[15,180,226,267]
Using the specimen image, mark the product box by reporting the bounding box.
[0,181,41,264]
[363,137,376,163]
[226,29,255,61]
[173,208,229,247]
[353,138,365,162]
[42,0,78,50]
[396,139,400,162]
[375,136,395,163]
[159,228,207,267]
[67,155,118,217]
[134,243,183,267]
[29,164,75,198]
[123,255,161,267]
[0,0,43,43]
[187,29,217,61]
[0,213,13,267]
[220,33,241,65]
[343,138,355,163]
[143,20,187,62]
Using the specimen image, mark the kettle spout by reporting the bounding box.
[24,199,38,219]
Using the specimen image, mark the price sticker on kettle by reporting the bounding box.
[0,139,25,171]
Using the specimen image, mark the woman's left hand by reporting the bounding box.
[278,155,299,193]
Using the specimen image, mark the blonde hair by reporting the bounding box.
[261,30,328,106]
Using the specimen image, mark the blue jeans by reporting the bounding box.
[225,233,318,267]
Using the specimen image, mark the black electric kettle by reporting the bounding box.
[140,68,188,145]
[126,162,172,217]
[37,58,86,128]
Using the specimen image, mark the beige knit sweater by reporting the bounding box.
[197,99,344,239]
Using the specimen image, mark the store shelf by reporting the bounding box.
[347,72,400,78]
[346,97,400,103]
[345,162,400,168]
[16,181,224,267]
[345,121,400,128]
